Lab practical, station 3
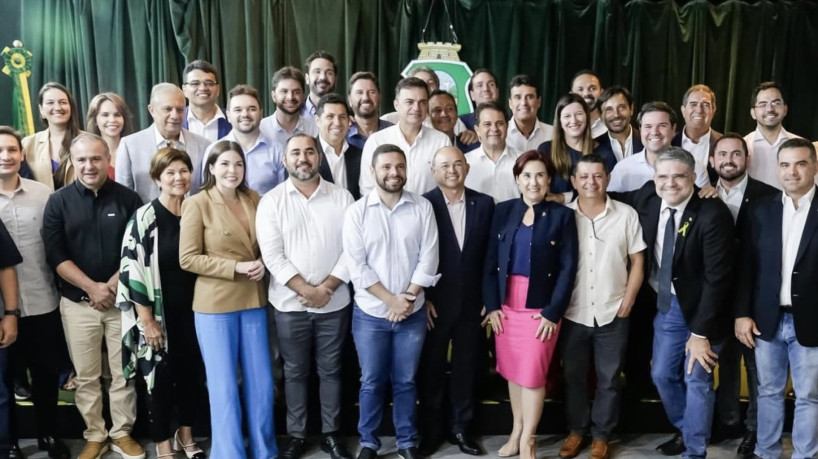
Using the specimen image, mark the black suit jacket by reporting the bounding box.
[735,187,818,347]
[594,127,644,162]
[317,137,363,200]
[423,187,495,321]
[615,182,735,340]
[735,177,779,234]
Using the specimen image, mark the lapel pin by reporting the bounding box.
[542,211,547,217]
[550,241,556,246]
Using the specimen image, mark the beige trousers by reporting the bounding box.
[60,297,136,441]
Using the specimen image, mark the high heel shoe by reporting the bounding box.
[172,429,206,459]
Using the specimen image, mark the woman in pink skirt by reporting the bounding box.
[483,150,579,459]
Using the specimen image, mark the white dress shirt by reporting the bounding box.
[744,126,800,190]
[608,150,710,192]
[380,112,467,135]
[648,193,693,295]
[591,117,608,139]
[259,113,319,152]
[342,189,441,318]
[154,125,186,150]
[257,178,354,313]
[681,128,714,185]
[319,137,349,190]
[186,107,226,142]
[565,197,646,327]
[608,128,634,162]
[716,174,749,222]
[359,125,452,196]
[0,178,60,317]
[464,144,521,203]
[780,186,815,305]
[446,193,466,249]
[506,118,554,153]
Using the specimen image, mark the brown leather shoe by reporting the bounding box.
[78,441,109,459]
[559,433,586,458]
[589,440,609,459]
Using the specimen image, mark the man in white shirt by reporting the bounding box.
[259,67,319,152]
[181,60,231,141]
[743,81,802,189]
[506,75,553,152]
[315,93,363,199]
[596,86,642,162]
[343,144,440,459]
[302,51,338,119]
[464,101,520,202]
[671,84,722,184]
[571,70,607,138]
[559,154,646,459]
[257,133,354,459]
[360,77,451,196]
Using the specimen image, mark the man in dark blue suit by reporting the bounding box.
[315,93,363,200]
[614,147,735,459]
[595,86,643,163]
[181,60,232,141]
[734,138,818,459]
[418,146,494,457]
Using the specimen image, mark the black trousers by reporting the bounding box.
[5,308,67,439]
[418,313,483,436]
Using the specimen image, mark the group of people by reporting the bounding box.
[0,49,815,459]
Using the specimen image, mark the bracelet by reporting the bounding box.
[3,309,20,317]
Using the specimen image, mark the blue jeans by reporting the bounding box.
[651,297,723,459]
[352,306,427,451]
[195,308,277,459]
[754,313,818,459]
[0,347,9,459]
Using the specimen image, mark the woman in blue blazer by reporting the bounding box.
[483,150,579,459]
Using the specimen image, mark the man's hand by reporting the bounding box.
[0,315,18,348]
[298,285,333,309]
[735,317,761,349]
[426,301,437,330]
[698,184,718,199]
[385,293,414,322]
[87,282,114,310]
[686,335,718,374]
[617,298,635,318]
[459,129,479,145]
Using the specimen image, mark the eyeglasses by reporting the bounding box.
[754,100,784,110]
[185,80,218,88]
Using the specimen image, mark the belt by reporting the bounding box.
[779,305,792,314]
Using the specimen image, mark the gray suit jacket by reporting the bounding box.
[115,125,209,202]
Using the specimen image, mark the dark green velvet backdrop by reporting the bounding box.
[4,0,818,139]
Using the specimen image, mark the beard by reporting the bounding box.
[376,175,405,193]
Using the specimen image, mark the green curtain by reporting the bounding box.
[7,0,818,139]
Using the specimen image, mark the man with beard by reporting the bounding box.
[460,69,500,131]
[360,78,451,196]
[346,72,393,150]
[429,90,479,153]
[302,51,338,119]
[706,134,776,457]
[257,133,355,459]
[344,143,440,459]
[571,70,607,138]
[181,59,231,141]
[315,93,363,199]
[743,82,803,189]
[214,84,285,195]
[595,86,643,162]
[671,85,722,184]
[506,75,553,152]
[260,66,319,152]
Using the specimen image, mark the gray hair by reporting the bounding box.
[655,147,695,174]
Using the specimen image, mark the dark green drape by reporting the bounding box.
[4,0,818,139]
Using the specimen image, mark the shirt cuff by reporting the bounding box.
[272,265,300,287]
[409,271,442,288]
[690,332,707,339]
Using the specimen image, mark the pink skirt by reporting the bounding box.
[495,275,561,389]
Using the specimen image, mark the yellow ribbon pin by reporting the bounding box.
[677,221,691,237]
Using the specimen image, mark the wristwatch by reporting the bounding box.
[3,309,20,317]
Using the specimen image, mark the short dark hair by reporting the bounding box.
[598,85,633,108]
[572,152,608,176]
[475,101,507,124]
[508,74,539,98]
[305,50,338,74]
[0,126,24,151]
[571,69,600,86]
[183,59,220,84]
[201,140,249,192]
[286,133,319,151]
[315,93,351,117]
[271,66,306,92]
[513,150,556,179]
[778,138,817,162]
[637,101,678,127]
[751,81,784,106]
[149,147,193,181]
[371,143,406,167]
[709,132,748,158]
[348,71,380,94]
[468,69,497,92]
[682,84,716,107]
[227,84,263,110]
[429,89,456,106]
[394,77,429,99]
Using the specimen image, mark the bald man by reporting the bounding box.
[115,83,210,202]
[419,146,494,456]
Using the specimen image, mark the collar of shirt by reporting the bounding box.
[365,187,416,211]
[319,136,349,157]
[507,117,543,138]
[681,127,712,148]
[284,176,329,201]
[610,127,633,147]
[660,192,694,217]
[753,125,792,147]
[717,173,749,198]
[223,130,269,154]
[186,106,225,126]
[568,195,614,221]
[272,112,312,135]
[782,184,816,209]
[73,176,114,197]
[4,175,27,196]
[304,97,318,117]
[477,144,514,163]
[153,125,186,149]
[444,190,465,205]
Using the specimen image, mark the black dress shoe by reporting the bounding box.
[38,436,70,459]
[736,430,757,458]
[397,447,423,459]
[357,447,378,459]
[321,434,352,459]
[710,422,744,443]
[448,433,483,456]
[418,434,444,457]
[281,437,309,459]
[656,432,686,456]
[9,443,25,459]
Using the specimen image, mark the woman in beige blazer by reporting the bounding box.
[179,140,277,459]
[22,82,83,190]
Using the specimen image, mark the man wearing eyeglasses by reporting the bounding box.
[744,82,802,189]
[181,60,232,141]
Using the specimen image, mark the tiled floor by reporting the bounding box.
[19,434,794,458]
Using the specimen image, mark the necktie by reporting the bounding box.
[657,208,676,313]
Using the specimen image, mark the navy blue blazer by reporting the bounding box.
[735,187,818,347]
[537,140,617,194]
[460,112,476,132]
[183,106,232,140]
[483,198,578,322]
[594,127,643,160]
[316,137,363,200]
[423,187,495,321]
